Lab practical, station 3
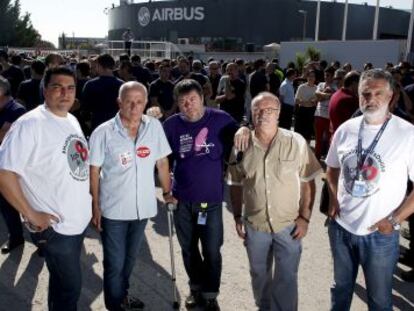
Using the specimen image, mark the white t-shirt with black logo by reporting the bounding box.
[0,105,92,235]
[326,115,414,235]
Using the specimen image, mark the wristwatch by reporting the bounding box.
[387,214,401,230]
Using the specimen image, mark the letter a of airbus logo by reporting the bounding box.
[138,7,151,27]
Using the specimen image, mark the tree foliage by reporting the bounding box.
[0,0,42,47]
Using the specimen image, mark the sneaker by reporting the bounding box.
[185,290,201,308]
[204,298,220,311]
[121,296,145,310]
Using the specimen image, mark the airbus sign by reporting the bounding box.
[138,6,205,27]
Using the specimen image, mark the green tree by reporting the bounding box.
[0,0,41,47]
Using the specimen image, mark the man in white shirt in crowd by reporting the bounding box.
[89,81,174,311]
[326,69,414,311]
[0,67,92,311]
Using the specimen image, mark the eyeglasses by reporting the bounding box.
[253,108,279,115]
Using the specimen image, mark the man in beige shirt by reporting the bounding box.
[227,92,321,311]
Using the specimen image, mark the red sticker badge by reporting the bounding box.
[137,146,151,158]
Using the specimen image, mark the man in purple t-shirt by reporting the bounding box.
[163,79,239,311]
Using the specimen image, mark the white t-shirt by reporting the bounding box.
[314,82,337,118]
[0,105,92,235]
[295,83,317,107]
[326,115,414,235]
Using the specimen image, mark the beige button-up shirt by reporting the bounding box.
[227,128,322,233]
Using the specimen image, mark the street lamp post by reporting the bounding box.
[315,0,321,41]
[342,0,349,41]
[298,10,307,41]
[406,0,414,61]
[373,0,380,40]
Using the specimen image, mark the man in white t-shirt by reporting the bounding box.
[0,67,92,311]
[326,69,414,311]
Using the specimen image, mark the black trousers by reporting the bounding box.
[0,193,23,242]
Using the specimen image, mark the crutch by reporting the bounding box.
[166,202,180,309]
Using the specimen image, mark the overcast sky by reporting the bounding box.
[19,0,412,47]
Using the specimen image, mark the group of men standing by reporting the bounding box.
[0,51,413,311]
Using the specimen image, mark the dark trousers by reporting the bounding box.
[124,41,132,56]
[279,103,294,130]
[31,228,85,311]
[174,202,223,298]
[101,217,148,311]
[294,106,316,141]
[0,193,23,242]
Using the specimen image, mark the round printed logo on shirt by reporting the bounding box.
[137,146,151,158]
[342,152,382,197]
[64,135,89,181]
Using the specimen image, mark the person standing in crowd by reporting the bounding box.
[326,69,414,311]
[89,81,173,311]
[228,92,321,311]
[163,79,240,311]
[266,62,281,97]
[249,59,269,99]
[148,63,176,120]
[131,55,152,88]
[0,76,26,254]
[314,66,337,160]
[118,61,137,82]
[278,68,296,130]
[294,70,318,142]
[16,60,46,111]
[122,28,134,57]
[175,58,212,100]
[0,50,25,98]
[81,54,124,132]
[328,71,360,134]
[207,61,222,106]
[216,63,246,123]
[0,67,92,310]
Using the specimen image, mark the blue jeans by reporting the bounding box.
[328,220,399,311]
[31,227,85,311]
[101,217,148,311]
[245,224,302,311]
[174,202,223,299]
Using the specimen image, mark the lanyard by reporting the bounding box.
[356,115,390,175]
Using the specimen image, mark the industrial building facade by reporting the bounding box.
[108,0,410,51]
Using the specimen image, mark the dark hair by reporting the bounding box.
[44,66,76,88]
[119,53,130,62]
[174,79,203,100]
[131,54,141,63]
[0,75,11,96]
[76,62,90,77]
[324,66,336,75]
[254,59,266,70]
[320,60,328,69]
[343,71,360,88]
[0,50,8,61]
[45,53,63,67]
[363,62,373,71]
[145,61,155,71]
[285,68,296,79]
[31,60,46,76]
[120,60,133,73]
[11,55,22,66]
[235,58,245,66]
[158,63,170,71]
[97,54,115,70]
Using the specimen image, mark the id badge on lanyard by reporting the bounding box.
[351,116,390,198]
[197,203,208,225]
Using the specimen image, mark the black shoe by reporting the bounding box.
[1,238,24,254]
[185,290,201,308]
[399,253,414,267]
[401,228,411,240]
[401,270,414,282]
[121,296,145,310]
[204,298,220,311]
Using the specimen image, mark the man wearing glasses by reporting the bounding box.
[227,92,321,311]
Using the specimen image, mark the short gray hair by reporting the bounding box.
[0,75,11,96]
[359,68,395,92]
[251,91,280,109]
[118,81,148,100]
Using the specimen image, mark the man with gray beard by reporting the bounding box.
[326,69,414,311]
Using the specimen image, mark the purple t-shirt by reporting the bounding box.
[163,108,238,203]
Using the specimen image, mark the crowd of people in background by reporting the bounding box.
[1,48,414,311]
